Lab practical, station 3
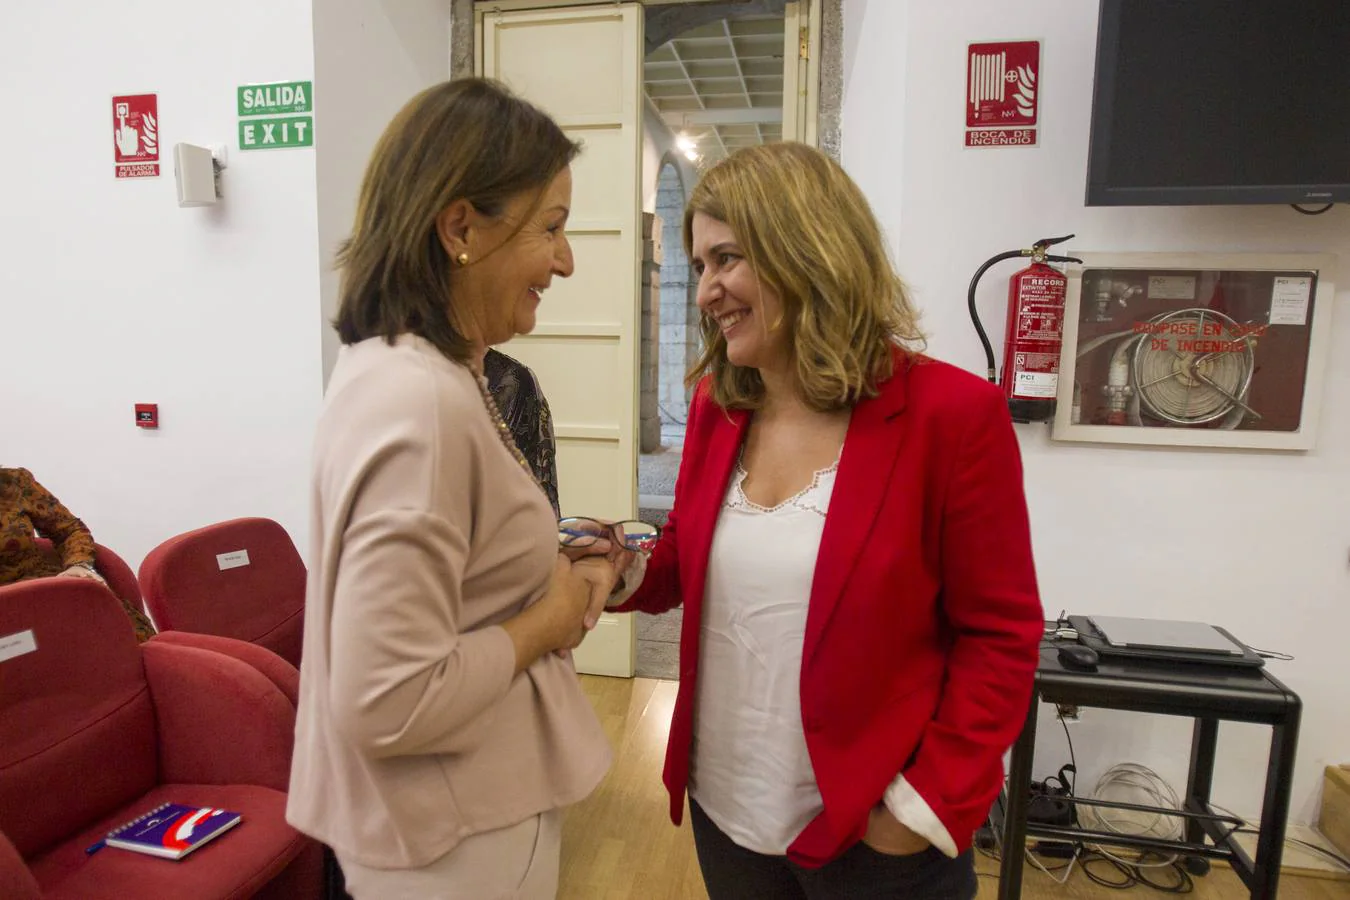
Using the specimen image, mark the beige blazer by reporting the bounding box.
[287,335,611,869]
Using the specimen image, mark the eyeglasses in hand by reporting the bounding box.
[558,517,661,553]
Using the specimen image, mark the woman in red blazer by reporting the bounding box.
[610,143,1043,898]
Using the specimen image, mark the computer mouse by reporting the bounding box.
[1058,644,1099,671]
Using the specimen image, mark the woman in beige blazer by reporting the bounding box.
[287,78,623,900]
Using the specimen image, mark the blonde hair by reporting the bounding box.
[334,78,580,363]
[683,142,923,411]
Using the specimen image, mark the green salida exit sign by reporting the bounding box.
[238,81,311,116]
[237,80,313,150]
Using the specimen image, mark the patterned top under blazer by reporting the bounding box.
[483,349,561,517]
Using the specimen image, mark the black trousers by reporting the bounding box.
[689,800,978,900]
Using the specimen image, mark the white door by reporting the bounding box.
[478,3,643,677]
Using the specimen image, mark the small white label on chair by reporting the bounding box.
[0,630,38,663]
[216,549,251,571]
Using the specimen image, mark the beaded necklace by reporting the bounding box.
[472,371,547,498]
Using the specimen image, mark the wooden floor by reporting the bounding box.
[562,676,1350,900]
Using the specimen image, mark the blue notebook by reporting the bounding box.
[102,802,242,860]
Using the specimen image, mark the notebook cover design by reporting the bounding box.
[104,802,242,859]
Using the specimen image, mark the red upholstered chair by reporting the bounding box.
[32,537,145,616]
[139,518,305,667]
[148,631,300,706]
[0,578,322,899]
[20,536,297,702]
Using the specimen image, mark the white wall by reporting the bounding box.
[313,0,454,382]
[842,0,1350,827]
[0,2,325,569]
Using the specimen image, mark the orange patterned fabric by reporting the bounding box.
[0,467,155,642]
[0,467,95,583]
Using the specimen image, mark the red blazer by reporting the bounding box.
[616,351,1044,867]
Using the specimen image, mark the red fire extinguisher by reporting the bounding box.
[968,234,1081,423]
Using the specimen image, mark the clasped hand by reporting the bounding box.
[562,534,636,627]
[546,535,637,659]
[559,521,638,615]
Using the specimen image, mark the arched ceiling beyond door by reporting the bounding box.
[644,9,785,164]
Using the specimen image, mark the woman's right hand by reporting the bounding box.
[569,555,628,629]
[502,555,602,672]
[539,554,600,651]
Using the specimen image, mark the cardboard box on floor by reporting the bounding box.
[1322,764,1350,858]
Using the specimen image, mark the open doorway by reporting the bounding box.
[637,157,692,492]
[635,4,789,679]
[462,0,828,680]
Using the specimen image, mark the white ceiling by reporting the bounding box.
[644,14,786,164]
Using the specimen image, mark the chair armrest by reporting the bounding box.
[142,640,295,791]
[0,831,40,900]
[149,632,298,706]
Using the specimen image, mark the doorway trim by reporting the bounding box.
[453,0,841,159]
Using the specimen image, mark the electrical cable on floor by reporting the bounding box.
[982,731,1220,891]
[1027,847,1079,885]
[1028,709,1083,884]
[1238,832,1350,873]
[1079,763,1184,866]
[1079,854,1137,889]
[981,725,1346,891]
[1211,799,1350,873]
[1077,763,1195,892]
[1038,747,1198,892]
[982,785,1078,884]
[979,710,1083,885]
[1281,837,1350,871]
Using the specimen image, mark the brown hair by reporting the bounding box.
[683,142,924,411]
[334,78,581,362]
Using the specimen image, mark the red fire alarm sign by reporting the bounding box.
[965,41,1040,148]
[135,404,159,429]
[113,94,160,178]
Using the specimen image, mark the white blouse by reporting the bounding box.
[686,456,837,853]
[614,456,956,858]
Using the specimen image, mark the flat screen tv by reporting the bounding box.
[1086,0,1350,207]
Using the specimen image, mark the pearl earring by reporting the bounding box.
[457,253,470,266]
